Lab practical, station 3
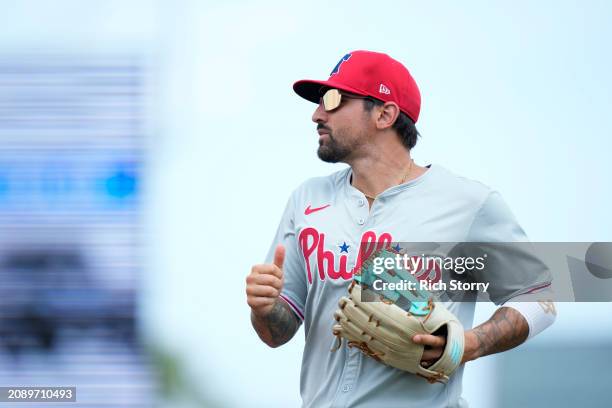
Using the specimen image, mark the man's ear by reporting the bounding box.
[375,102,400,130]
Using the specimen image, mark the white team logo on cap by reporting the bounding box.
[379,84,391,94]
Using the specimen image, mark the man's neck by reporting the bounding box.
[349,148,425,200]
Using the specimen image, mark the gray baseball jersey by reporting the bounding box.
[265,164,551,408]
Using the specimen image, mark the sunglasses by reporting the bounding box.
[320,88,373,112]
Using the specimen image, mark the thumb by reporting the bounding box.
[273,244,285,272]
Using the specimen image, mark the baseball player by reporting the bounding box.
[246,50,556,407]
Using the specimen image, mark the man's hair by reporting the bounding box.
[363,98,420,150]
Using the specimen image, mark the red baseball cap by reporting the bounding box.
[293,50,421,123]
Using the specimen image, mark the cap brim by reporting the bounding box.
[293,79,368,104]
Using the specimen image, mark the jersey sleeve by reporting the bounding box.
[465,191,553,305]
[264,192,307,322]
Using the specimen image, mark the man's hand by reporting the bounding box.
[412,331,480,367]
[246,245,299,348]
[413,306,530,367]
[411,333,446,368]
[246,244,285,318]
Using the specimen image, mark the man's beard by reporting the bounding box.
[317,131,352,163]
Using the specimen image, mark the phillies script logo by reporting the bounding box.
[298,227,442,285]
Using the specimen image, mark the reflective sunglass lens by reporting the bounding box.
[322,89,342,111]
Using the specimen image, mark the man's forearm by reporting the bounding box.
[251,298,300,348]
[463,306,529,363]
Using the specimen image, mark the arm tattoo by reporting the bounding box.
[471,307,529,359]
[252,299,299,347]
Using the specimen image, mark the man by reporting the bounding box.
[246,50,556,407]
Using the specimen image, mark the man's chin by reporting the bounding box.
[317,147,340,163]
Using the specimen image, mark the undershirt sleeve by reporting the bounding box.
[503,289,557,340]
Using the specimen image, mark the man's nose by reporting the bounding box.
[312,102,328,124]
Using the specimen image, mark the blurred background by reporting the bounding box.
[0,0,610,407]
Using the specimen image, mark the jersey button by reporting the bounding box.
[341,384,351,392]
[357,218,365,225]
[357,198,365,207]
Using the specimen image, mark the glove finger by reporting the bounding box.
[342,299,414,349]
[354,298,423,338]
[338,317,425,375]
[339,318,371,342]
[338,296,350,309]
[338,295,373,326]
[351,283,422,339]
[334,309,370,344]
[334,306,376,345]
[339,319,389,358]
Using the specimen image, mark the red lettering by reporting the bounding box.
[299,227,397,283]
[377,233,393,250]
[317,233,337,281]
[338,254,352,280]
[298,227,319,284]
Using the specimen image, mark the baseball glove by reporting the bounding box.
[331,248,465,383]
